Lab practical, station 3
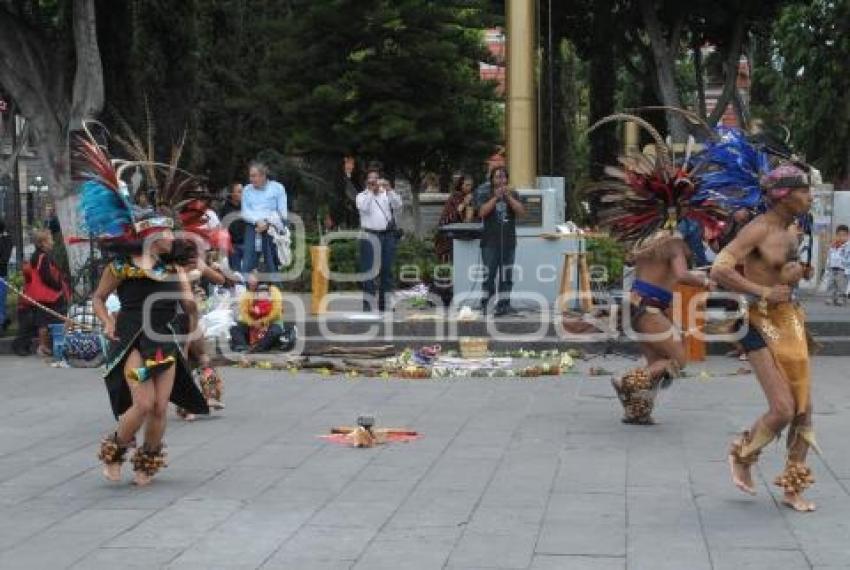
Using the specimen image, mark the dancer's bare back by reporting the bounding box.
[634,240,706,292]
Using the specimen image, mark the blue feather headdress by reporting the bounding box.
[690,127,771,212]
[70,123,172,245]
[71,126,134,241]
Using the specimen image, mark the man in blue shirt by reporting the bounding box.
[241,161,288,274]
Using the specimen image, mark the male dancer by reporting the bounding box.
[711,164,817,512]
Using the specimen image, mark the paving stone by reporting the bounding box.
[0,356,849,568]
[530,555,625,570]
[167,507,305,568]
[69,547,183,568]
[536,493,625,557]
[261,525,374,567]
[446,526,538,569]
[352,526,459,570]
[106,498,243,549]
[711,548,810,570]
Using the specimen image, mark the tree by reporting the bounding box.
[759,0,850,184]
[261,0,502,232]
[0,0,104,272]
[98,0,201,170]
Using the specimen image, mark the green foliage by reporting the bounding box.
[284,233,440,292]
[99,0,202,168]
[586,236,625,287]
[754,0,850,182]
[259,0,502,183]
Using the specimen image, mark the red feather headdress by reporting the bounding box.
[583,113,728,253]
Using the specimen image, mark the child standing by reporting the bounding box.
[826,224,849,305]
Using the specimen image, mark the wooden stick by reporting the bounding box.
[0,277,96,332]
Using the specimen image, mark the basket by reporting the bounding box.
[459,337,489,358]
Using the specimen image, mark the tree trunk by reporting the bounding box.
[70,0,104,132]
[706,11,747,126]
[731,88,749,131]
[588,0,617,179]
[692,38,707,120]
[0,0,104,277]
[638,0,687,142]
[560,39,579,219]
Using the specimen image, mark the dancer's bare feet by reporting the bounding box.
[728,454,757,495]
[176,408,196,421]
[207,398,225,410]
[133,471,153,486]
[782,492,816,512]
[102,462,122,482]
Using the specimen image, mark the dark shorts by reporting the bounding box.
[737,320,768,352]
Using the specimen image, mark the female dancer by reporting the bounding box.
[92,217,209,485]
[72,128,208,485]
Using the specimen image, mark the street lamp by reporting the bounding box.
[27,175,48,227]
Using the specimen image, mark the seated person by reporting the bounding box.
[230,273,285,353]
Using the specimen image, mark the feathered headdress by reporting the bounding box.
[583,113,728,254]
[71,123,173,247]
[689,127,771,212]
[112,118,231,253]
[175,198,232,253]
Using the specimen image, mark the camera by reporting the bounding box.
[386,219,403,239]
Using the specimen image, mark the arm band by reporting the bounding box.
[712,249,738,271]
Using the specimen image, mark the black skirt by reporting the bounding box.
[103,314,209,419]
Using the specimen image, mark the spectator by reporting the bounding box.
[44,204,61,235]
[200,197,221,230]
[335,154,363,228]
[474,166,525,315]
[434,173,475,263]
[219,183,246,274]
[826,224,849,305]
[356,170,403,312]
[26,229,69,356]
[12,263,35,355]
[0,220,12,333]
[230,273,285,353]
[241,160,287,274]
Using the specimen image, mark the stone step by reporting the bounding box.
[3,320,849,357]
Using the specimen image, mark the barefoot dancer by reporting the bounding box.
[171,195,235,419]
[72,128,209,485]
[174,249,229,421]
[614,232,712,423]
[585,113,725,424]
[711,164,818,512]
[93,228,209,485]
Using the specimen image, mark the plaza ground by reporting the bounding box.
[1,355,850,569]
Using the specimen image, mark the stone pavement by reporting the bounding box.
[1,355,850,569]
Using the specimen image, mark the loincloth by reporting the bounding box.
[628,280,672,325]
[741,302,810,414]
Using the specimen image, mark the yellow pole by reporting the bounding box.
[506,0,537,188]
[624,121,639,155]
[310,245,330,315]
